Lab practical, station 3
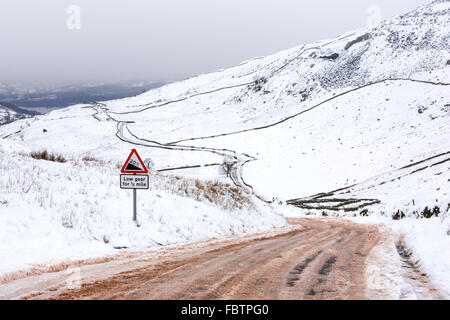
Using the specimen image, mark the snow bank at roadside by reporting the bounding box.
[281,204,450,298]
[389,215,450,297]
[0,141,285,277]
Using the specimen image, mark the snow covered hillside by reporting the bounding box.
[2,0,447,214]
[0,139,284,277]
[0,103,35,125]
[0,1,449,286]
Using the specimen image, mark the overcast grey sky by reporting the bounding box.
[0,0,431,85]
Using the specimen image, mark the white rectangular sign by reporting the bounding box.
[120,174,149,190]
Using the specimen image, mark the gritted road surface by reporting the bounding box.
[1,218,395,300]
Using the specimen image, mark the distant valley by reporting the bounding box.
[0,81,167,114]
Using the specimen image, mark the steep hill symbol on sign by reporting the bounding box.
[121,149,149,174]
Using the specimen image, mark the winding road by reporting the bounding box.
[86,77,449,204]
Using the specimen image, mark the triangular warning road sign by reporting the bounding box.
[121,149,149,174]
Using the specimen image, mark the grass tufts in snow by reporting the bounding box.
[30,150,67,163]
[393,206,442,220]
[82,155,98,162]
[164,174,254,211]
[419,206,440,219]
[81,155,110,167]
[393,210,406,220]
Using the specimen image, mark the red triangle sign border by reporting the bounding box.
[121,149,149,174]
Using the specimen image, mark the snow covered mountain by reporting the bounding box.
[0,102,38,125]
[0,1,449,288]
[2,0,448,213]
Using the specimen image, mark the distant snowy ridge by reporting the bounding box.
[0,103,38,125]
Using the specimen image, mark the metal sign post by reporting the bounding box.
[120,149,149,223]
[133,188,137,222]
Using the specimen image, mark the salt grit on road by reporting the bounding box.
[0,218,444,300]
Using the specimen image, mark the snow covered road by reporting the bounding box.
[0,218,444,300]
